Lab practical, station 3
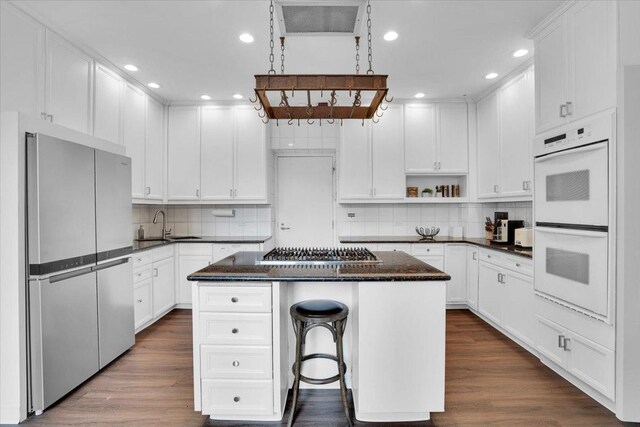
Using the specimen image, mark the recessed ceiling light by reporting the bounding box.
[200,95,211,100]
[512,49,529,58]
[147,82,160,89]
[232,93,243,100]
[239,33,254,43]
[414,92,426,98]
[485,72,498,80]
[123,64,138,72]
[383,31,398,41]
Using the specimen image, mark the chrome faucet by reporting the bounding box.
[152,210,171,238]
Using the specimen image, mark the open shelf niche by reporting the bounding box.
[404,174,468,203]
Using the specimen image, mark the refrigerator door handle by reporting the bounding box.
[92,258,129,272]
[49,266,95,284]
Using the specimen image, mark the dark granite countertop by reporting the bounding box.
[187,251,451,282]
[133,236,272,252]
[339,236,532,259]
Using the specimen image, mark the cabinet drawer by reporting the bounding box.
[199,286,271,313]
[201,379,273,416]
[179,243,213,256]
[503,255,532,276]
[133,251,153,268]
[479,248,504,265]
[411,244,444,256]
[152,245,174,262]
[201,345,272,379]
[133,265,152,283]
[200,313,272,346]
[377,243,411,253]
[134,280,153,329]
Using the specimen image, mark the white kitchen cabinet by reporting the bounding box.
[476,66,533,200]
[93,63,122,144]
[536,315,615,399]
[503,270,535,347]
[234,106,267,201]
[404,103,467,174]
[0,3,44,118]
[45,30,93,134]
[134,279,153,330]
[213,243,260,263]
[476,92,500,198]
[152,257,175,317]
[123,83,147,199]
[533,0,616,133]
[201,106,234,200]
[177,244,213,305]
[466,246,479,310]
[415,256,444,271]
[499,68,534,197]
[144,96,165,200]
[478,262,504,325]
[339,105,404,201]
[444,244,467,304]
[168,106,201,200]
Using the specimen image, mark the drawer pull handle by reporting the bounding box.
[487,255,492,258]
[137,299,142,303]
[231,297,239,303]
[137,258,142,262]
[233,396,240,403]
[516,263,521,267]
[232,360,240,367]
[232,328,239,334]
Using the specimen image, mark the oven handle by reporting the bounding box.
[535,226,608,238]
[534,140,607,163]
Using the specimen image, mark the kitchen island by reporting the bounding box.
[188,250,450,423]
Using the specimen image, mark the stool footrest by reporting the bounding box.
[292,353,347,385]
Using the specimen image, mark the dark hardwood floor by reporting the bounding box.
[21,309,624,426]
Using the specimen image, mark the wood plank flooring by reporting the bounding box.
[21,309,624,426]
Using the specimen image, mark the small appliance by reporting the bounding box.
[514,227,533,248]
[493,220,525,244]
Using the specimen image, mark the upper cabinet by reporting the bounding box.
[123,83,147,199]
[533,0,616,133]
[404,103,468,174]
[45,30,93,134]
[476,66,534,200]
[168,105,268,204]
[339,105,405,201]
[94,63,122,144]
[144,96,165,201]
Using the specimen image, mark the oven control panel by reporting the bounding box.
[534,111,613,157]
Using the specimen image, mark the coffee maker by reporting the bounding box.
[494,219,525,244]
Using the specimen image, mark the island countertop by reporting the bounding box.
[187,251,451,282]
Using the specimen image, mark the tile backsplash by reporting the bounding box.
[336,202,532,238]
[132,205,273,239]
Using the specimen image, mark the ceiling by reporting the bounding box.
[15,0,562,103]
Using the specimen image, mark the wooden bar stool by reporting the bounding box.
[288,300,351,427]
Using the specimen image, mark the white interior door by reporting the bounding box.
[277,156,334,247]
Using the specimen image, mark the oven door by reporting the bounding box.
[534,226,608,316]
[534,141,608,227]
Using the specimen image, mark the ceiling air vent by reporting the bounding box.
[276,1,365,36]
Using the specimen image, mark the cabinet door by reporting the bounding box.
[339,120,372,200]
[499,70,534,197]
[152,257,175,317]
[535,315,567,367]
[476,93,501,198]
[503,271,535,347]
[566,331,615,399]
[416,255,444,271]
[134,279,153,330]
[444,244,467,304]
[45,30,92,133]
[201,106,234,200]
[168,107,201,200]
[535,17,568,133]
[404,104,437,173]
[478,262,504,325]
[178,255,211,304]
[568,0,616,121]
[234,107,267,201]
[123,84,146,199]
[466,246,479,310]
[0,3,44,117]
[93,64,122,144]
[371,105,404,199]
[145,96,165,200]
[437,104,468,173]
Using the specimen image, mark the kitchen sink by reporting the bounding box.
[169,236,202,240]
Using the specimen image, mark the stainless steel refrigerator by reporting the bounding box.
[27,133,134,413]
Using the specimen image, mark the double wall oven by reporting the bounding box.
[533,112,614,321]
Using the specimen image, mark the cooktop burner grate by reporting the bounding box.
[257,247,380,266]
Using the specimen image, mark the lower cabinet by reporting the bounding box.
[466,246,479,310]
[478,262,504,325]
[133,245,176,331]
[536,315,615,400]
[133,279,153,329]
[443,244,467,304]
[178,254,212,305]
[503,270,535,348]
[152,257,175,317]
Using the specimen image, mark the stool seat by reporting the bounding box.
[293,300,346,317]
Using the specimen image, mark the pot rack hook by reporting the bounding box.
[376,109,384,118]
[261,117,270,124]
[384,95,394,103]
[254,103,263,112]
[288,118,294,125]
[327,119,335,125]
[307,118,315,125]
[361,119,365,127]
[276,119,279,127]
[372,116,380,124]
[249,94,258,103]
[257,110,267,119]
[380,104,388,111]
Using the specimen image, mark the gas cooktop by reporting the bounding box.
[256,247,380,266]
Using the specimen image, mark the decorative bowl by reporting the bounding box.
[415,226,440,240]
